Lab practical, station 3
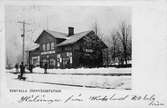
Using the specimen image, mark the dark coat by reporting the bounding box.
[44,63,48,69]
[20,64,25,74]
[15,64,18,69]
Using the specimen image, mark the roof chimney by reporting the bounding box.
[68,27,74,36]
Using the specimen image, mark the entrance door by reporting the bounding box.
[56,54,61,68]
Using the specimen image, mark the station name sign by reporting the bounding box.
[41,51,55,55]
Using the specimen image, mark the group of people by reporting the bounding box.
[15,62,48,77]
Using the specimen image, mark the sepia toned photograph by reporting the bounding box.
[5,5,132,90]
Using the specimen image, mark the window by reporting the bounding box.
[57,54,62,62]
[64,47,71,51]
[42,44,46,51]
[62,57,70,65]
[67,52,72,64]
[32,56,40,66]
[42,59,47,67]
[47,43,50,51]
[85,49,94,53]
[51,42,54,50]
[50,59,55,67]
[67,52,72,56]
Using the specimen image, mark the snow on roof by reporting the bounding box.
[56,30,92,47]
[45,30,68,39]
[27,44,39,51]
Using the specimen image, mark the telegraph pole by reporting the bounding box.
[46,15,49,30]
[17,21,30,64]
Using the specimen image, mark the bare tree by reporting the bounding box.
[117,22,131,65]
[92,21,104,39]
[91,21,108,66]
[109,31,122,65]
[111,33,118,61]
[92,21,98,35]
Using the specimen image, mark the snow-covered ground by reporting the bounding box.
[32,67,131,74]
[6,67,131,90]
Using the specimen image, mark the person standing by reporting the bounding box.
[44,63,48,74]
[20,62,25,78]
[29,64,33,73]
[15,63,19,73]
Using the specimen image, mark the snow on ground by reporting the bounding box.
[6,73,87,90]
[6,67,131,90]
[26,74,131,90]
[33,67,131,74]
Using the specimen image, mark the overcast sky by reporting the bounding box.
[5,6,131,66]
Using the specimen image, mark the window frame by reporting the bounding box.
[50,58,55,66]
[47,43,50,51]
[51,42,54,50]
[42,44,46,51]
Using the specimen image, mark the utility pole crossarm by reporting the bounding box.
[17,21,30,25]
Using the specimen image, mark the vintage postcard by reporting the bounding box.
[0,0,167,108]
